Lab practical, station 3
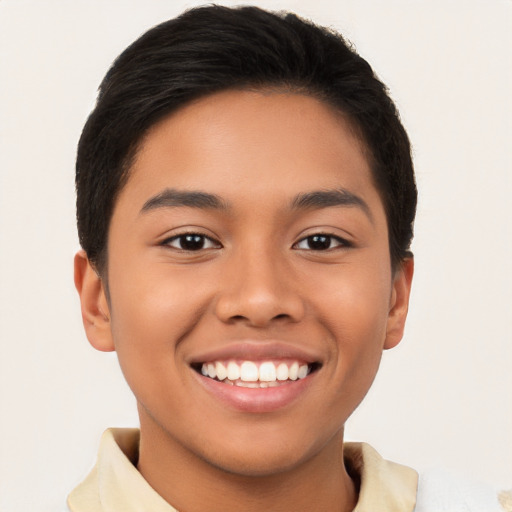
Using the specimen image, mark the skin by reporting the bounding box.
[75,90,413,512]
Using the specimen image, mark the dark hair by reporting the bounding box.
[76,4,416,272]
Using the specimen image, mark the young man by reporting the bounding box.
[69,5,508,512]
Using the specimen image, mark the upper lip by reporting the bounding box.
[188,341,322,365]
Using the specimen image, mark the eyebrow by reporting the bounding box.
[140,188,228,213]
[140,187,372,222]
[291,188,373,222]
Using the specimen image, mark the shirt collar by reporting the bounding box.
[68,428,417,512]
[344,442,417,512]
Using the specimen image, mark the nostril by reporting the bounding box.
[229,314,247,322]
[215,287,305,326]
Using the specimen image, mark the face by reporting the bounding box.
[76,90,412,477]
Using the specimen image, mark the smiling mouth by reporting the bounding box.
[193,360,320,388]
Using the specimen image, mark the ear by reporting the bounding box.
[384,257,414,350]
[74,250,115,352]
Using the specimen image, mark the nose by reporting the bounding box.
[214,249,305,327]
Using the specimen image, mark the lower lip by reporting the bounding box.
[193,371,316,413]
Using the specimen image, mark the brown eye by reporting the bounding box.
[294,234,349,251]
[165,234,220,251]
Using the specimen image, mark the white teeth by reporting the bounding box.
[289,362,299,380]
[236,381,260,388]
[199,359,314,384]
[233,380,281,388]
[207,363,216,379]
[215,362,227,381]
[227,361,240,380]
[276,362,289,381]
[258,362,276,382]
[240,361,259,382]
[298,364,308,379]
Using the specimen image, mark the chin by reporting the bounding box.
[196,428,335,479]
[203,448,311,478]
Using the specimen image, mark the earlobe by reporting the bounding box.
[74,250,115,352]
[384,257,414,350]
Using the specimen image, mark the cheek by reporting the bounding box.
[311,259,392,383]
[106,258,210,396]
[108,251,210,337]
[316,258,391,335]
[335,283,390,344]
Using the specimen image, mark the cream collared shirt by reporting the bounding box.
[67,428,418,512]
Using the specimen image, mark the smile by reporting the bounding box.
[197,360,317,388]
[189,342,322,411]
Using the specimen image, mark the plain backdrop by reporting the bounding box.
[0,1,511,510]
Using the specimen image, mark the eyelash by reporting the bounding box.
[162,233,221,251]
[162,232,351,252]
[293,233,352,251]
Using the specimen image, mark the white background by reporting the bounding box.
[0,1,511,510]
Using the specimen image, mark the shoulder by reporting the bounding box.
[66,428,138,512]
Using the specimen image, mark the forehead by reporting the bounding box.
[119,90,382,216]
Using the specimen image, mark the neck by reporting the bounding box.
[136,409,357,512]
